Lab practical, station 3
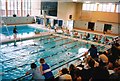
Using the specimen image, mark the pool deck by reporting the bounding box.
[74,28,119,37]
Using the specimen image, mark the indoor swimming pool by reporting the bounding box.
[0,34,110,80]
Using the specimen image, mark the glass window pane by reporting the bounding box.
[116,4,120,13]
[82,4,87,10]
[17,0,21,16]
[89,4,97,11]
[86,4,90,10]
[14,0,17,15]
[98,3,115,12]
[98,4,102,11]
[102,4,107,12]
[110,4,115,12]
[1,0,6,16]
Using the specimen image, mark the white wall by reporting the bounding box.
[74,20,88,29]
[57,2,76,21]
[111,24,119,34]
[2,17,35,25]
[74,20,120,34]
[95,22,104,32]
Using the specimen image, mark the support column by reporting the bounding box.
[6,0,8,16]
[21,0,23,16]
[43,10,47,26]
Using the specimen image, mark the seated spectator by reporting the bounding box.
[69,64,82,81]
[109,66,120,81]
[86,33,90,40]
[105,37,110,44]
[26,63,44,81]
[66,29,70,35]
[110,43,120,63]
[84,58,109,81]
[59,68,72,81]
[93,34,98,42]
[83,32,87,39]
[80,34,83,39]
[74,31,79,38]
[98,51,109,66]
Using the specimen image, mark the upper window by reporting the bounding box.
[1,0,6,16]
[98,3,115,12]
[116,4,120,13]
[82,3,97,11]
[82,3,116,13]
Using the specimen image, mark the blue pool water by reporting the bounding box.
[0,25,47,36]
[0,34,109,80]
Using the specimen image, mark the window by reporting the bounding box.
[8,0,14,16]
[116,4,120,13]
[17,0,21,16]
[1,0,32,17]
[98,3,115,12]
[98,4,103,11]
[0,0,6,16]
[7,0,22,17]
[82,3,89,11]
[23,0,31,16]
[89,4,97,11]
[107,3,115,12]
[82,3,97,11]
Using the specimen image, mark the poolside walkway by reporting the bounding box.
[74,28,119,37]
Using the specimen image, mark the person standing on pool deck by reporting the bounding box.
[13,25,18,39]
[39,58,54,81]
[82,44,98,61]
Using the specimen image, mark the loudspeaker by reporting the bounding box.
[69,15,72,19]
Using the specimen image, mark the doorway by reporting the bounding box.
[88,22,95,31]
[104,24,112,32]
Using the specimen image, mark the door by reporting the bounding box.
[88,22,95,31]
[104,24,112,32]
